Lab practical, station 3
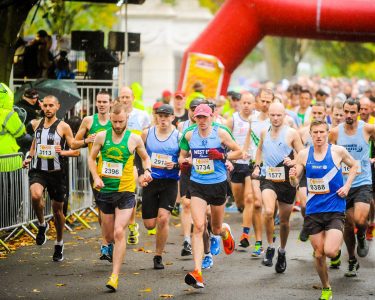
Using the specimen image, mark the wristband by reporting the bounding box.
[83,138,87,146]
[27,155,33,160]
[144,168,152,174]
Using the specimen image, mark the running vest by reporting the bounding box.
[181,119,192,134]
[250,113,270,160]
[260,126,293,182]
[337,121,371,187]
[96,129,135,193]
[32,119,65,171]
[87,113,112,151]
[232,112,250,164]
[305,144,345,214]
[189,125,227,184]
[127,108,151,135]
[146,126,180,180]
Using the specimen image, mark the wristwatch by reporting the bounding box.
[26,155,33,160]
[144,168,152,173]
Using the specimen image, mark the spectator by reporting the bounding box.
[23,29,49,78]
[14,88,41,127]
[185,81,205,109]
[55,50,75,80]
[158,90,172,104]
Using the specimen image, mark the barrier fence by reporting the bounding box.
[0,150,96,252]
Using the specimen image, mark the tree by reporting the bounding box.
[0,0,38,85]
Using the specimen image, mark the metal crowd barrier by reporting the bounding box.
[0,151,97,252]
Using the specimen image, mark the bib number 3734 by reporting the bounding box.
[193,158,214,174]
[101,161,123,178]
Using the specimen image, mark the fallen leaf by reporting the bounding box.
[140,288,152,292]
[133,272,140,275]
[133,247,145,252]
[144,250,153,253]
[165,262,173,265]
[32,289,40,293]
[312,285,320,290]
[56,283,66,287]
[160,294,174,298]
[174,223,181,228]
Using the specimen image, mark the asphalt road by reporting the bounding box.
[1,211,374,300]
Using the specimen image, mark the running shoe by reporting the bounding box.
[181,240,192,256]
[222,223,235,255]
[210,235,221,256]
[344,258,360,277]
[202,254,213,269]
[262,246,275,267]
[106,274,118,292]
[148,228,157,235]
[185,269,204,289]
[293,201,301,212]
[299,227,309,242]
[100,245,112,262]
[36,222,49,246]
[366,224,374,241]
[329,250,341,269]
[356,234,369,257]
[153,255,164,269]
[319,287,333,300]
[251,241,263,257]
[52,244,64,262]
[275,248,287,273]
[127,223,139,245]
[238,233,250,248]
[274,215,280,225]
[108,243,113,260]
[171,204,180,217]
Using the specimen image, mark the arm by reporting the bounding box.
[134,135,152,183]
[226,117,233,132]
[337,146,358,197]
[219,129,242,160]
[284,129,304,167]
[88,131,106,189]
[252,130,265,176]
[70,117,91,149]
[289,149,307,187]
[328,127,338,144]
[56,122,75,157]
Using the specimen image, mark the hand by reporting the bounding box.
[208,148,225,160]
[93,177,105,189]
[86,134,96,144]
[225,160,234,172]
[164,161,175,170]
[337,185,349,198]
[242,151,251,160]
[143,169,153,183]
[180,161,191,174]
[251,166,260,178]
[138,174,149,187]
[22,158,31,169]
[283,157,294,167]
[55,145,62,154]
[289,166,297,178]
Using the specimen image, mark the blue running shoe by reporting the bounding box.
[210,235,221,255]
[251,241,263,257]
[100,245,112,262]
[202,254,213,269]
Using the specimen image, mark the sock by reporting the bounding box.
[256,240,262,245]
[204,252,212,257]
[212,233,221,241]
[268,243,274,249]
[279,247,285,254]
[349,256,356,261]
[243,227,250,235]
[184,236,191,244]
[55,240,63,246]
[39,221,46,227]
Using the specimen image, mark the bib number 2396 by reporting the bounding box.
[102,161,123,178]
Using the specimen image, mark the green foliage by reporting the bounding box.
[24,0,119,38]
[198,0,225,13]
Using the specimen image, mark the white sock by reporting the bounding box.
[212,234,221,240]
[268,243,274,249]
[39,221,46,227]
[184,236,191,244]
[279,247,286,254]
[55,240,63,246]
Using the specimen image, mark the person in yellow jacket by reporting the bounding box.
[0,83,28,172]
[185,81,205,110]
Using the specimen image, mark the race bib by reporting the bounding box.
[342,160,361,174]
[265,166,285,182]
[36,144,56,159]
[193,158,214,174]
[101,161,123,178]
[151,153,172,169]
[307,177,330,194]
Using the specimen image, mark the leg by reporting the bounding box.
[310,232,330,288]
[354,202,370,236]
[298,187,307,218]
[231,182,245,211]
[30,183,45,224]
[155,208,171,256]
[344,208,356,259]
[242,177,254,229]
[262,189,277,245]
[181,196,192,241]
[324,229,343,259]
[190,197,208,273]
[278,201,293,249]
[252,179,263,242]
[52,200,65,242]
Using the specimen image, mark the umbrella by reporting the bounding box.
[14,79,81,118]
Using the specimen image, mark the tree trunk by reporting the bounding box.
[0,0,37,85]
[263,36,309,82]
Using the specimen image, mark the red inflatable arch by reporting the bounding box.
[178,0,375,95]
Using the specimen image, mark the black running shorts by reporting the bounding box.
[189,180,227,206]
[260,179,296,205]
[303,212,345,235]
[95,191,135,214]
[29,169,66,202]
[142,178,178,219]
[346,185,373,210]
[230,163,251,184]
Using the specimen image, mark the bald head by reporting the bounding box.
[269,102,285,114]
[119,86,134,108]
[359,96,372,122]
[268,102,285,128]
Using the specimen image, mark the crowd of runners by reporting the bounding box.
[21,78,375,300]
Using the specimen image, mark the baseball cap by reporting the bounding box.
[189,98,206,109]
[156,104,174,115]
[194,104,212,117]
[162,90,172,98]
[153,102,163,111]
[23,88,39,99]
[174,91,185,98]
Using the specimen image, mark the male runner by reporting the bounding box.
[329,98,375,276]
[179,104,242,288]
[23,96,75,262]
[252,102,304,273]
[88,103,152,291]
[290,119,357,300]
[141,104,180,269]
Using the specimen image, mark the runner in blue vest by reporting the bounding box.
[290,119,357,300]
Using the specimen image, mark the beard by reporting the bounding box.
[113,127,126,135]
[345,118,354,125]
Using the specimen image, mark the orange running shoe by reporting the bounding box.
[238,233,250,248]
[222,223,235,255]
[185,269,204,289]
[366,224,374,241]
